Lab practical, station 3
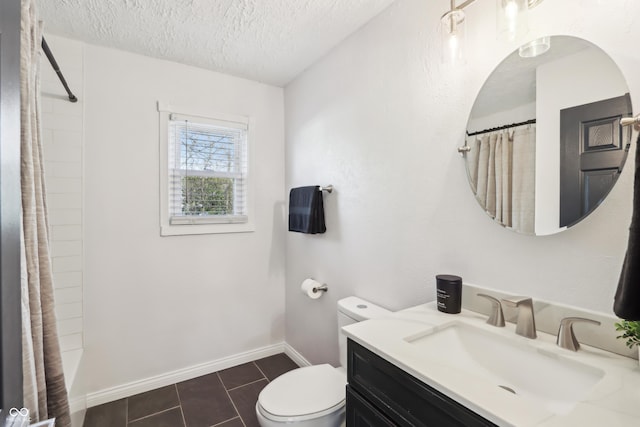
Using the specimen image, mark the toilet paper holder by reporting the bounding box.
[301,278,328,299]
[313,284,328,293]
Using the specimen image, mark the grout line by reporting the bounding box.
[210,416,242,427]
[218,372,247,427]
[127,406,181,424]
[226,378,268,392]
[252,361,269,383]
[104,357,284,427]
[175,383,188,427]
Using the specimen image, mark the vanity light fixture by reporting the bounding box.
[441,0,545,64]
[440,1,471,65]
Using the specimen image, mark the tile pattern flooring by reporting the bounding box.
[83,353,299,427]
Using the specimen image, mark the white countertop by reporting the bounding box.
[342,303,640,427]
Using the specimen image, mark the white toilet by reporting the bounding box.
[255,297,391,427]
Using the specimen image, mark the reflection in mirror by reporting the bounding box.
[464,35,632,236]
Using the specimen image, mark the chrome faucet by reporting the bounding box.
[477,293,505,327]
[556,317,601,351]
[501,296,537,339]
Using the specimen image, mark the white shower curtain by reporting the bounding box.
[20,0,71,425]
[467,125,536,234]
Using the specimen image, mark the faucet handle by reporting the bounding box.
[477,294,505,327]
[556,317,601,352]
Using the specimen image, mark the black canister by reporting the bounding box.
[436,274,462,314]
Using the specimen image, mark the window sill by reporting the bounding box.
[160,221,255,236]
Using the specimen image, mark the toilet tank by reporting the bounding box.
[337,297,391,368]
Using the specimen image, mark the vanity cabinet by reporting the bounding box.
[346,339,497,427]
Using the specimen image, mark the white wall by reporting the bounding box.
[284,0,640,366]
[82,44,286,395]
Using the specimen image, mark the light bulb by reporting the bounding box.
[497,0,527,41]
[505,0,519,19]
[449,32,459,53]
[505,1,518,34]
[440,9,465,65]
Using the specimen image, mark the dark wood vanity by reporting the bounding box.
[346,339,498,427]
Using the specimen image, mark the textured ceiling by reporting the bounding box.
[37,0,395,87]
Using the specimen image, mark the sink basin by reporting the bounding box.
[404,322,605,415]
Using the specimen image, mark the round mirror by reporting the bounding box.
[464,35,632,236]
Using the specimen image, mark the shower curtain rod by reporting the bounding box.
[466,118,536,137]
[41,37,77,103]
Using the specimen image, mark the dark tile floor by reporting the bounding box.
[83,353,299,427]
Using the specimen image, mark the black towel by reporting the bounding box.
[288,186,326,234]
[614,133,640,320]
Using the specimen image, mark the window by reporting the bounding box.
[159,103,253,235]
[168,115,247,223]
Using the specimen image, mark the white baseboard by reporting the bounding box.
[86,342,295,408]
[282,342,311,367]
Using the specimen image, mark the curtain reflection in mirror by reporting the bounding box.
[466,125,536,233]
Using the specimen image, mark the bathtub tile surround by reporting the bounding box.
[41,35,84,355]
[40,34,87,424]
[83,353,297,427]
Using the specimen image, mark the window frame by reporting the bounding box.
[158,102,254,236]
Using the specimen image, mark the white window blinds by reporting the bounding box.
[168,113,249,225]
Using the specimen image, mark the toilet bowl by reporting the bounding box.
[255,364,346,427]
[255,297,391,427]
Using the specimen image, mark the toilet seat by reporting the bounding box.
[257,364,346,422]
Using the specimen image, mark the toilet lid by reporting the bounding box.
[258,364,346,419]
